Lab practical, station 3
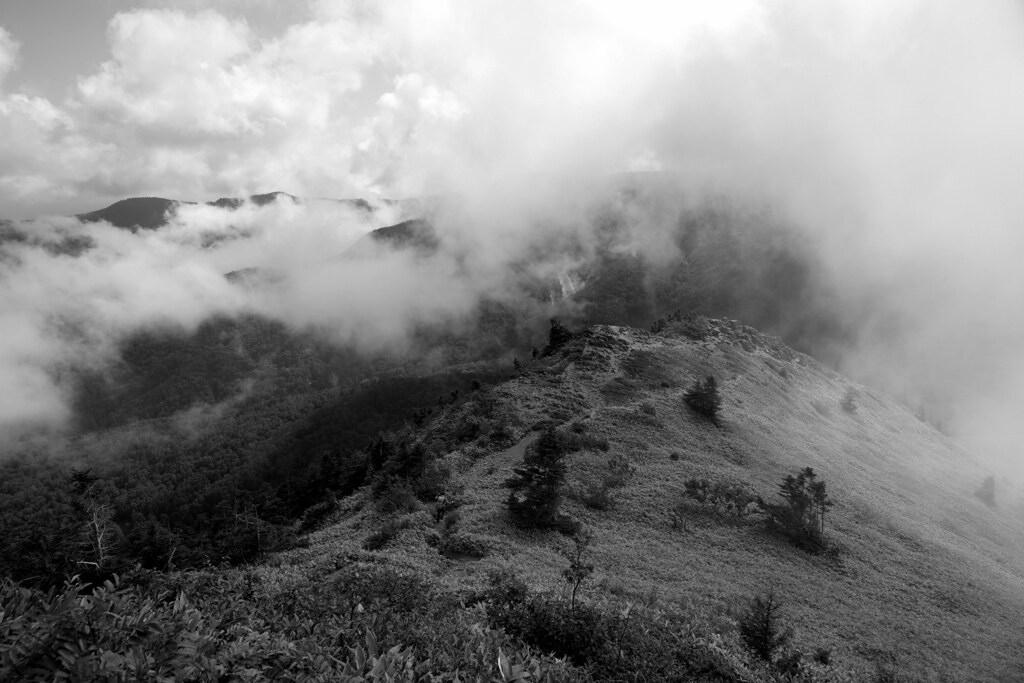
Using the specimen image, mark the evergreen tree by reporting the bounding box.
[507,429,569,530]
[976,475,996,507]
[542,319,573,356]
[840,387,858,413]
[738,591,791,663]
[767,467,833,550]
[684,375,722,424]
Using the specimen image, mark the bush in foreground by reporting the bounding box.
[1,566,579,682]
[482,570,746,681]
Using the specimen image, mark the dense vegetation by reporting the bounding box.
[0,315,514,587]
[0,564,579,682]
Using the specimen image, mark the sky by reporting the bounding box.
[3,0,1024,475]
[0,0,774,217]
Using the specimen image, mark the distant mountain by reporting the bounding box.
[77,196,188,231]
[223,266,288,288]
[208,191,298,210]
[341,218,440,259]
[75,192,394,231]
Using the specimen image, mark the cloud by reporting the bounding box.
[0,26,18,84]
[3,0,1024,475]
[0,195,464,430]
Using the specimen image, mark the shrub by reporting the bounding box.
[684,375,722,424]
[438,533,489,560]
[363,518,403,551]
[0,564,583,682]
[603,452,635,488]
[483,570,743,681]
[975,475,996,507]
[737,591,791,663]
[559,428,610,453]
[372,476,419,515]
[673,312,709,340]
[765,467,834,551]
[440,507,461,532]
[682,478,761,518]
[579,482,617,511]
[840,387,858,413]
[298,495,338,533]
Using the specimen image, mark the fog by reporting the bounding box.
[2,0,1024,475]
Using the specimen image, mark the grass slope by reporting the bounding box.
[300,319,1024,680]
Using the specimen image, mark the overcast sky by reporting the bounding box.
[4,1,1021,219]
[0,0,799,217]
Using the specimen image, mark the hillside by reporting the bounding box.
[3,185,1021,679]
[296,318,1024,680]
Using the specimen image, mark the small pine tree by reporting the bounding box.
[542,318,573,356]
[767,467,834,550]
[976,475,996,507]
[840,387,858,413]
[507,429,570,530]
[684,375,722,424]
[738,591,791,663]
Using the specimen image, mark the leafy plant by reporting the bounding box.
[437,533,489,559]
[483,570,745,681]
[362,517,404,551]
[681,478,761,518]
[562,530,594,611]
[298,494,338,533]
[603,452,635,488]
[580,481,617,510]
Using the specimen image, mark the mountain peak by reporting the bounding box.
[77,196,186,231]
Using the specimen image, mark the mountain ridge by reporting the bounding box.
[300,319,1024,680]
[74,191,390,231]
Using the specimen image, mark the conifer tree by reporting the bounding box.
[738,591,791,662]
[542,318,573,356]
[507,428,568,529]
[976,475,996,507]
[684,375,722,424]
[767,467,833,549]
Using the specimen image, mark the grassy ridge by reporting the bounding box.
[310,320,1024,680]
